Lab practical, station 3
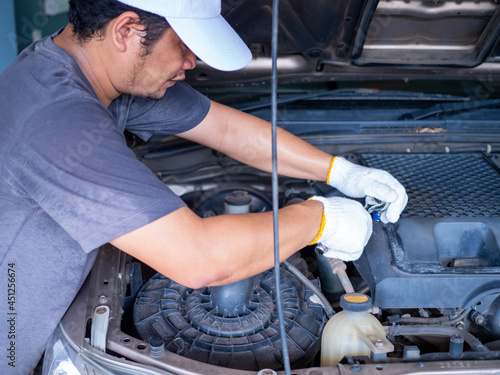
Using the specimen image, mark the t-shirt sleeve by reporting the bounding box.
[109,81,211,141]
[7,99,185,253]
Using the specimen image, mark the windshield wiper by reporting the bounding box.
[400,98,500,121]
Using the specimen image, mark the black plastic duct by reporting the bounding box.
[133,266,326,371]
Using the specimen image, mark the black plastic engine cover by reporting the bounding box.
[354,153,500,309]
[133,266,325,371]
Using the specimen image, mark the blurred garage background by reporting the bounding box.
[0,0,68,72]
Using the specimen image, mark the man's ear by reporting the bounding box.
[108,11,144,53]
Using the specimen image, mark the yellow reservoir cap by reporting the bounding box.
[344,294,369,303]
[340,293,372,312]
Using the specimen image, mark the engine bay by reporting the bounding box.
[70,147,500,374]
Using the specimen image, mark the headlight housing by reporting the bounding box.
[43,324,112,375]
[42,324,170,375]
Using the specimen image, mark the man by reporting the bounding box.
[0,0,407,373]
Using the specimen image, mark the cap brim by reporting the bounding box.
[167,15,252,72]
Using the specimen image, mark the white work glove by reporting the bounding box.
[327,157,408,224]
[309,196,372,261]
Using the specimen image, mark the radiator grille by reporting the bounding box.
[361,153,500,218]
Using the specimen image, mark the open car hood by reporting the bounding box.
[186,0,500,88]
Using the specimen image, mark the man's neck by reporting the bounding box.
[53,26,119,107]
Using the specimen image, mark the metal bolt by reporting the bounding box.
[375,339,384,348]
[350,363,361,373]
[99,295,108,304]
[473,313,485,325]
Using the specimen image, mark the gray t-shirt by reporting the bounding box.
[0,33,210,374]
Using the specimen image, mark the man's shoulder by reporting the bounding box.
[0,35,98,113]
[0,38,107,143]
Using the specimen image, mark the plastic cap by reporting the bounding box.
[225,190,252,206]
[340,293,372,312]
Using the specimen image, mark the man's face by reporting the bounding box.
[125,28,197,99]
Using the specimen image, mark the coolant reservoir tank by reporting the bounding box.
[320,293,394,367]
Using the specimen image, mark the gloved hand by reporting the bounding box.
[309,196,372,261]
[327,157,408,223]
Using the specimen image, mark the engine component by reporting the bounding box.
[133,266,326,371]
[320,294,393,367]
[211,190,258,318]
[185,186,272,218]
[386,325,487,352]
[316,245,355,294]
[91,305,110,352]
[471,293,500,339]
[224,189,252,214]
[352,153,500,309]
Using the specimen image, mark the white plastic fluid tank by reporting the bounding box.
[320,293,394,367]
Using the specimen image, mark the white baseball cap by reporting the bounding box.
[116,0,252,71]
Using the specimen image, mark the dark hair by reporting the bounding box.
[68,0,170,54]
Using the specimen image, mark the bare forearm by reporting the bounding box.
[179,101,333,182]
[111,199,323,288]
[223,118,332,180]
[197,199,322,285]
[117,103,331,288]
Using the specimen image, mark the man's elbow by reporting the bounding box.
[178,276,210,290]
[172,267,234,290]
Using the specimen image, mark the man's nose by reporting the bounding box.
[183,49,197,70]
